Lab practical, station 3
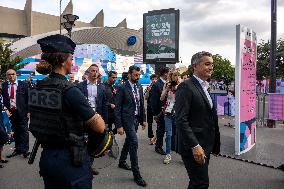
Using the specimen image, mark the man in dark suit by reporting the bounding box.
[150,67,169,155]
[175,51,221,189]
[104,71,117,133]
[2,69,30,158]
[77,64,108,175]
[115,65,147,187]
[77,64,108,122]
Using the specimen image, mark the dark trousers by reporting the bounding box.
[146,105,154,139]
[10,110,29,153]
[181,154,209,189]
[155,115,165,149]
[119,118,140,178]
[40,148,93,189]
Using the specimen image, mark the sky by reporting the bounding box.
[1,0,284,66]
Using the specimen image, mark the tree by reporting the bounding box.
[211,54,235,82]
[0,42,23,79]
[257,39,284,80]
[182,54,235,82]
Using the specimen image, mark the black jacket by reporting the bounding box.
[114,81,146,129]
[103,81,115,121]
[149,78,165,116]
[175,76,220,157]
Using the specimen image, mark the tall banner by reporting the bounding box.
[235,25,257,155]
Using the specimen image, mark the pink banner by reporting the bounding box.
[235,25,257,155]
[269,94,284,120]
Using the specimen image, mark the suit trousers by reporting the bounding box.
[119,117,141,178]
[10,110,29,153]
[181,154,209,189]
[146,105,154,139]
[155,115,165,149]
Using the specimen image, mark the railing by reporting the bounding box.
[211,92,284,128]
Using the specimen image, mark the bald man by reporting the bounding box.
[68,73,75,83]
[2,69,30,158]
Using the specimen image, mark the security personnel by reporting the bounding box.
[29,34,105,189]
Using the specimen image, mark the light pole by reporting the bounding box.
[269,0,277,93]
[62,14,79,38]
[60,0,62,34]
[268,0,277,128]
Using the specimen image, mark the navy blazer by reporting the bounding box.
[114,81,146,129]
[77,80,108,122]
[1,80,29,118]
[175,76,220,157]
[149,78,165,116]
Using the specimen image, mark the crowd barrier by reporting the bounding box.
[211,92,284,127]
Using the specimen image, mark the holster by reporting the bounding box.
[69,133,87,167]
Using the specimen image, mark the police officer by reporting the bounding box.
[29,34,105,189]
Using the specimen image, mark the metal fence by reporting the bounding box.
[212,92,271,128]
[256,94,269,127]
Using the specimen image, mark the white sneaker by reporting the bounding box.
[163,154,172,164]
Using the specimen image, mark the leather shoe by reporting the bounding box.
[134,177,147,187]
[118,162,131,170]
[0,159,9,163]
[6,151,21,158]
[91,166,99,175]
[155,148,166,155]
[23,152,31,158]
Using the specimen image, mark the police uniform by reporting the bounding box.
[29,35,95,189]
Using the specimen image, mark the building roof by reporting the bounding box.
[11,27,142,59]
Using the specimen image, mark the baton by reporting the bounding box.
[28,139,40,164]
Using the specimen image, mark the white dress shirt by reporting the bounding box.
[8,80,18,108]
[160,78,166,84]
[193,75,213,109]
[128,81,140,116]
[87,80,97,110]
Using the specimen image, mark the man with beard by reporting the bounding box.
[104,71,117,133]
[150,67,170,155]
[77,64,108,175]
[115,66,147,187]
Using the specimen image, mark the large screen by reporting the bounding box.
[143,9,179,64]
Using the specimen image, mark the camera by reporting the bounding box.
[169,81,177,87]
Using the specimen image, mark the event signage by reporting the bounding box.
[268,94,284,120]
[143,9,179,63]
[235,25,257,155]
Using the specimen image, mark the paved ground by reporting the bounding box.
[0,118,284,189]
[219,116,284,168]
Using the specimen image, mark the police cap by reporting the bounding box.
[37,34,76,54]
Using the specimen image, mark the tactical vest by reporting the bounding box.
[29,77,84,145]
